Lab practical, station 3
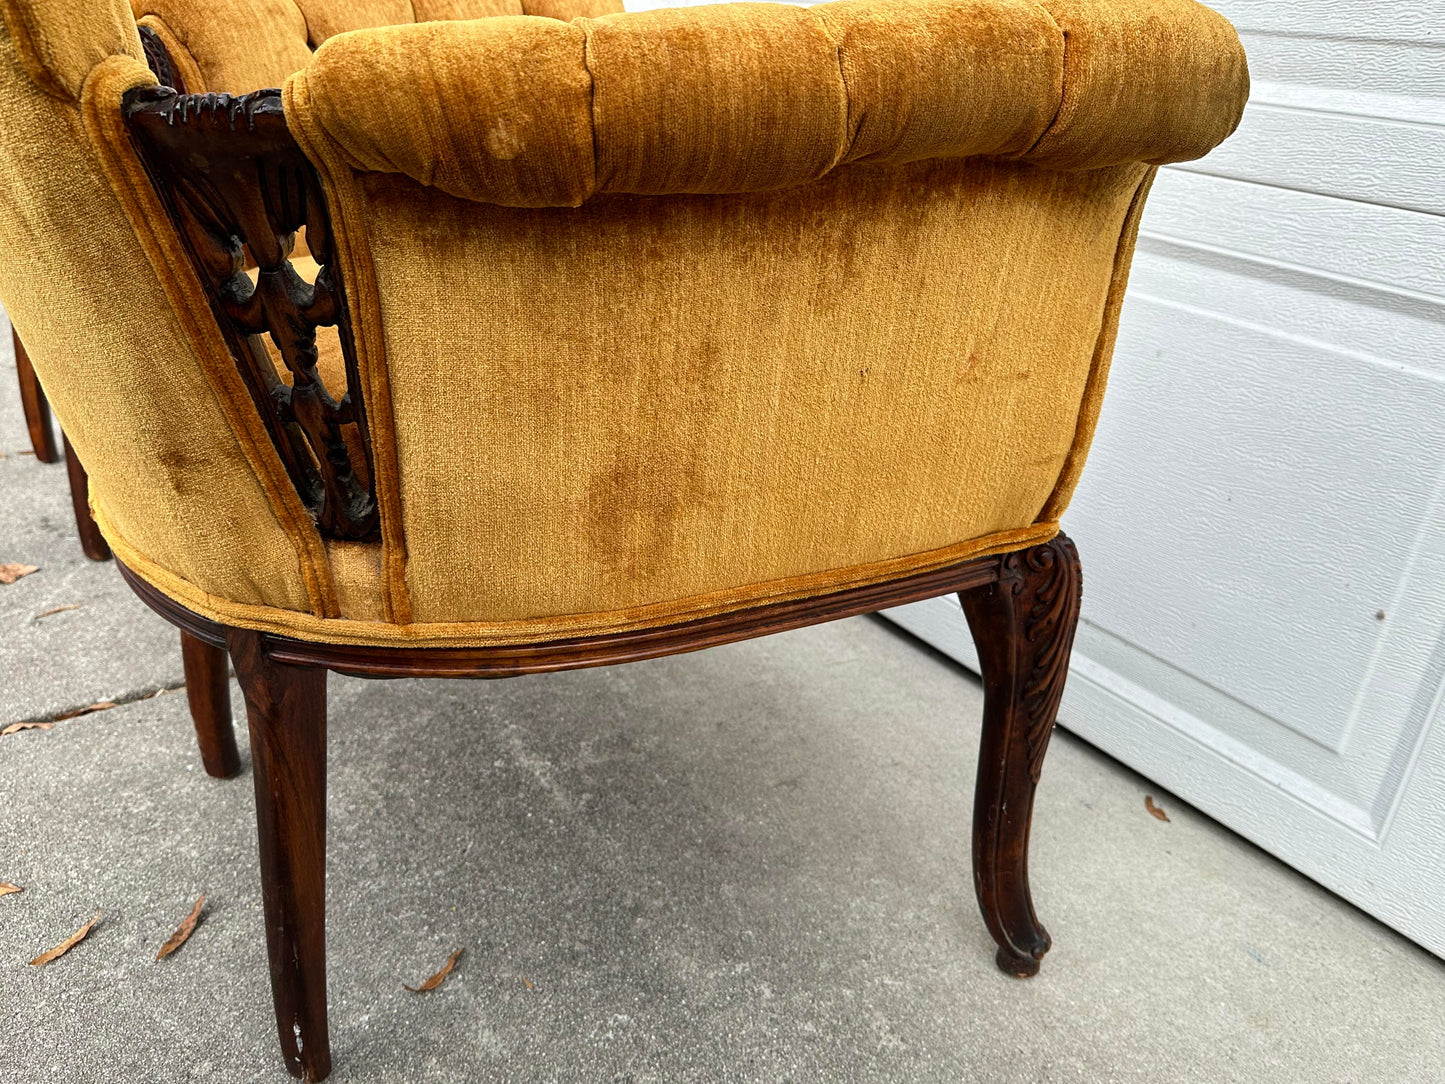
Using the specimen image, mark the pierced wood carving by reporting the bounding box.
[122,85,379,542]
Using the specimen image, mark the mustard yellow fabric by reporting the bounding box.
[312,157,1152,628]
[127,0,627,93]
[294,0,1247,207]
[590,5,847,195]
[102,504,1060,647]
[0,0,139,98]
[294,0,415,44]
[520,0,622,20]
[303,17,595,206]
[130,0,311,93]
[0,0,1248,647]
[816,0,1061,163]
[293,0,620,47]
[0,28,322,611]
[1030,0,1251,168]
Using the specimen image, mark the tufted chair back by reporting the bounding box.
[129,0,624,92]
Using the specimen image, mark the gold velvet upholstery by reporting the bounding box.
[0,0,1248,646]
[128,0,625,91]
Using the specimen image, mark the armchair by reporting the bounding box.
[0,0,1247,1078]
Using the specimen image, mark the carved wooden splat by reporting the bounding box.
[123,83,379,542]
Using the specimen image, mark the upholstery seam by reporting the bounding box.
[1036,165,1157,523]
[834,42,855,165]
[294,0,321,49]
[284,71,414,624]
[578,18,600,197]
[1021,3,1067,159]
[102,514,1060,648]
[807,8,853,175]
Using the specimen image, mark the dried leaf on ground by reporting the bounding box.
[156,895,205,959]
[404,948,462,992]
[29,910,101,966]
[1,721,54,736]
[1145,795,1171,823]
[0,883,22,897]
[52,701,116,722]
[0,563,39,585]
[35,604,81,620]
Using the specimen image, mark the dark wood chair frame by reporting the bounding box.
[102,38,1088,1081]
[122,536,1082,1083]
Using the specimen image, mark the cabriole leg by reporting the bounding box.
[228,628,331,1081]
[181,631,239,778]
[958,533,1082,977]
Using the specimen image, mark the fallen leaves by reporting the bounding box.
[51,701,116,722]
[156,895,205,960]
[1,721,53,736]
[29,910,101,966]
[35,604,81,621]
[0,562,38,585]
[1145,795,1171,823]
[404,948,462,992]
[0,883,22,897]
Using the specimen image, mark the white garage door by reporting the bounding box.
[885,0,1445,955]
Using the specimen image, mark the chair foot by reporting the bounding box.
[996,944,1043,978]
[228,628,331,1082]
[181,631,239,778]
[61,434,111,562]
[14,329,59,463]
[959,533,1082,978]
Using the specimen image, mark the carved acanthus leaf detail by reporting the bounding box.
[1011,540,1080,780]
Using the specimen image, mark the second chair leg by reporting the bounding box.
[959,532,1082,977]
[181,631,239,778]
[13,329,59,463]
[62,434,111,562]
[228,628,332,1082]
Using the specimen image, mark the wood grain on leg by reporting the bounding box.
[181,631,239,778]
[959,533,1082,977]
[228,628,331,1082]
[14,330,59,463]
[61,434,111,562]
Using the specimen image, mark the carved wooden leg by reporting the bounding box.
[61,434,112,562]
[13,329,59,463]
[958,533,1081,978]
[228,628,331,1082]
[181,632,239,778]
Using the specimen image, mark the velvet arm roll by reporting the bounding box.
[288,0,1248,208]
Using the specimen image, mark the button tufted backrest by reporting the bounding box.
[128,0,624,92]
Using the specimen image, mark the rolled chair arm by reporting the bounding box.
[286,0,1249,209]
